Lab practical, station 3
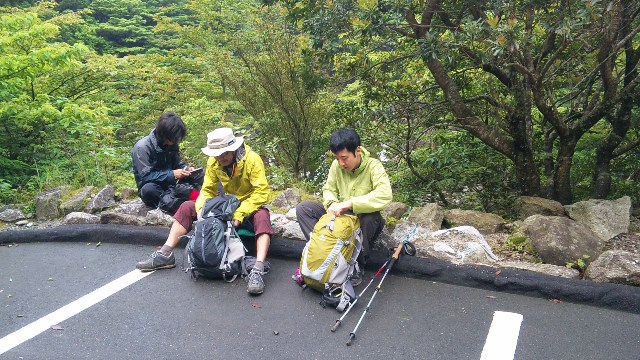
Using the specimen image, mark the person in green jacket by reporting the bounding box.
[296,128,392,284]
[136,127,273,295]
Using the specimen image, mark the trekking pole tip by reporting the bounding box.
[331,320,341,332]
[346,333,355,346]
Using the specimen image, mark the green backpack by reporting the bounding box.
[300,213,362,292]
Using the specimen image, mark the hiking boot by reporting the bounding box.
[350,268,364,287]
[136,251,175,271]
[246,268,265,295]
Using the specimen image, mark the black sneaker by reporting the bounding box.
[136,251,175,271]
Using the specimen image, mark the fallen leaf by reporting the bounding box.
[251,302,262,309]
[96,242,102,247]
[549,298,562,304]
[495,270,502,276]
[48,277,54,281]
[50,324,64,330]
[486,295,497,299]
[17,314,25,318]
[273,330,279,335]
[9,278,12,282]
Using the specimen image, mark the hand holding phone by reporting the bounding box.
[189,167,204,176]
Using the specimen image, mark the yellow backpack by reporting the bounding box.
[300,213,362,292]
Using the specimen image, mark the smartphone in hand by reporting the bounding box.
[189,167,204,176]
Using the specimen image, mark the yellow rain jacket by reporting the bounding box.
[322,146,392,214]
[195,144,270,223]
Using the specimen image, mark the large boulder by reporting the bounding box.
[564,196,631,242]
[270,188,302,210]
[115,199,153,217]
[60,186,93,215]
[62,212,100,225]
[517,196,565,220]
[383,202,408,219]
[144,209,174,227]
[35,189,63,220]
[85,185,116,214]
[405,203,444,232]
[0,205,26,222]
[520,215,603,266]
[412,226,499,265]
[443,209,505,235]
[584,250,640,286]
[272,213,305,241]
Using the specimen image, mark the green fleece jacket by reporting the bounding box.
[322,146,392,214]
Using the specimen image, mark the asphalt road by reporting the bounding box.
[1,242,640,360]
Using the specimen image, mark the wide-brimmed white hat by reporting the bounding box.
[201,127,244,157]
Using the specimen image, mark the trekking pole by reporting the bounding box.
[330,257,392,332]
[346,241,415,346]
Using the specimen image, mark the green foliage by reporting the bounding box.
[566,254,591,272]
[3,0,639,220]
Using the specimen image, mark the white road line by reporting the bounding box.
[480,311,524,360]
[0,270,153,355]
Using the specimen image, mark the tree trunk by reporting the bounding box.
[421,53,541,196]
[551,137,577,204]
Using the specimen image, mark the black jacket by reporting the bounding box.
[131,130,185,190]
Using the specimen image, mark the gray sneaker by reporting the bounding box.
[136,251,175,271]
[246,269,265,295]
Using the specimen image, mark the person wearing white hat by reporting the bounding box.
[136,127,273,295]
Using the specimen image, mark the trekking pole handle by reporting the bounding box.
[392,242,404,260]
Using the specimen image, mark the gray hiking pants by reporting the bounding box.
[295,200,384,264]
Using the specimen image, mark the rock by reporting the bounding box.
[0,204,24,212]
[412,226,499,265]
[118,187,139,201]
[520,215,603,266]
[272,216,306,241]
[35,189,62,220]
[60,186,93,215]
[285,208,297,221]
[281,222,306,241]
[62,212,100,225]
[144,209,174,227]
[0,208,26,222]
[443,209,505,234]
[499,261,580,279]
[585,250,640,285]
[85,185,116,214]
[100,212,145,226]
[405,203,444,232]
[270,188,302,210]
[372,230,394,251]
[115,199,152,217]
[517,196,565,220]
[383,202,408,219]
[15,220,29,226]
[564,196,631,242]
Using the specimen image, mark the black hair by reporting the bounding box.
[329,128,361,154]
[155,112,186,144]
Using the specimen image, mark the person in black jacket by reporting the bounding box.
[131,112,203,209]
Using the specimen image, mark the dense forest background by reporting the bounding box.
[1,0,639,219]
